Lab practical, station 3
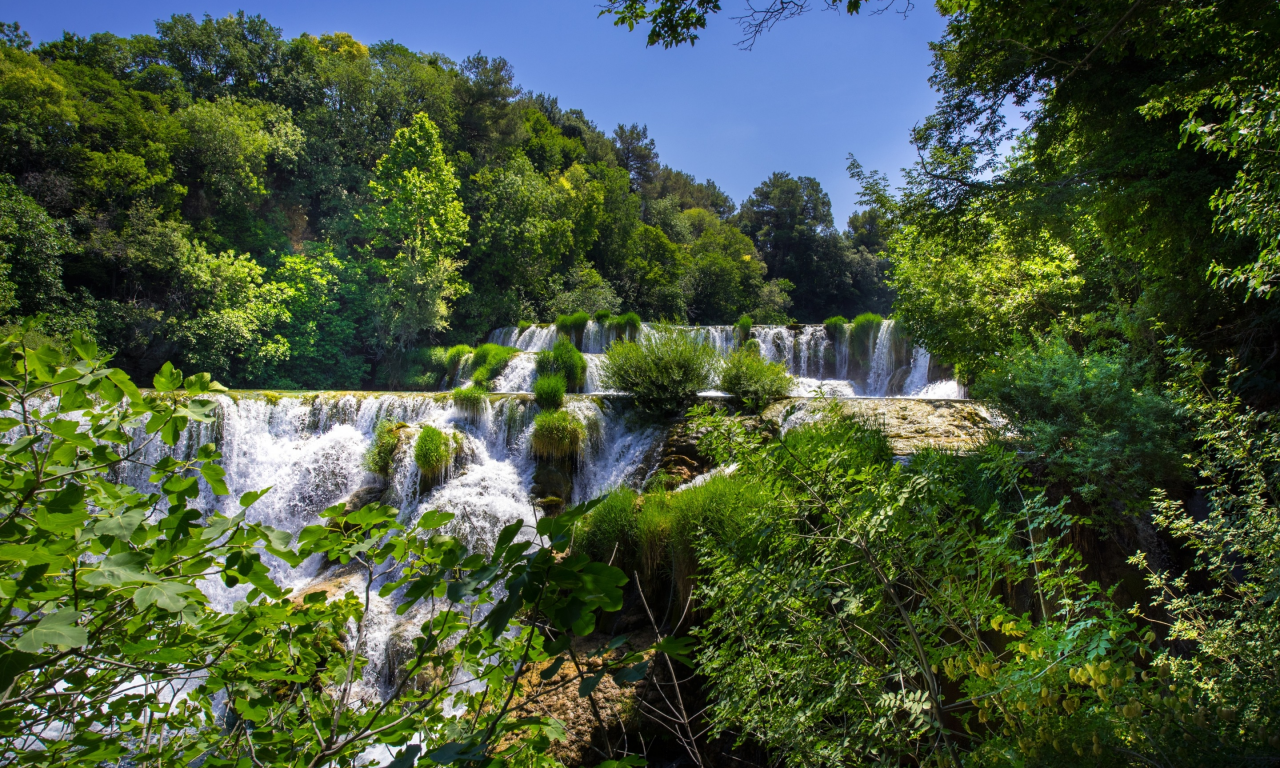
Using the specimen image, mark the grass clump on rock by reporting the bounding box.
[531,409,586,460]
[719,346,794,413]
[467,343,518,387]
[364,419,405,476]
[823,315,849,330]
[600,324,718,416]
[536,336,586,392]
[555,311,590,341]
[534,373,566,410]
[451,384,488,420]
[414,424,460,480]
[605,311,642,341]
[593,309,612,324]
[734,314,753,345]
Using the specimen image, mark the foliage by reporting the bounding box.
[600,324,718,415]
[1133,349,1280,758]
[848,312,883,367]
[594,309,612,323]
[533,372,566,410]
[733,313,752,344]
[534,335,586,392]
[451,383,488,420]
[554,310,590,338]
[688,404,1180,766]
[531,409,586,460]
[467,343,518,387]
[367,112,470,349]
[822,315,847,329]
[414,423,460,479]
[0,322,652,766]
[363,418,405,476]
[573,486,641,568]
[717,345,793,413]
[605,311,642,340]
[972,334,1187,514]
[445,344,474,372]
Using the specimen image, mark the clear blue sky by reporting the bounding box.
[7,1,947,225]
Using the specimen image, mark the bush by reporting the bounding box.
[734,313,753,345]
[451,384,488,420]
[534,373,566,410]
[848,312,884,366]
[605,311,642,340]
[593,309,613,324]
[468,343,518,387]
[971,333,1186,513]
[445,344,474,372]
[531,409,586,460]
[535,335,587,391]
[555,311,590,339]
[414,424,460,479]
[364,419,405,476]
[718,346,794,412]
[823,315,848,330]
[517,320,533,333]
[574,487,640,567]
[600,324,718,415]
[376,346,449,390]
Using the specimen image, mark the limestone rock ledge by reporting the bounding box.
[762,397,995,454]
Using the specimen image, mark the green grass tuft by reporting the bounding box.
[363,419,405,476]
[734,313,753,345]
[555,311,591,339]
[451,385,488,420]
[534,373,566,410]
[823,315,849,328]
[517,320,533,333]
[531,409,586,460]
[593,309,613,324]
[468,344,519,387]
[445,344,474,372]
[535,336,587,391]
[414,424,460,479]
[605,312,642,340]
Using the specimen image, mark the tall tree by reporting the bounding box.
[612,122,659,192]
[368,112,469,350]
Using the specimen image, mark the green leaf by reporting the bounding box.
[82,553,159,587]
[107,368,145,405]
[200,462,229,496]
[94,509,147,540]
[613,659,649,684]
[578,672,605,697]
[183,372,212,394]
[425,742,484,765]
[153,362,183,392]
[385,745,421,768]
[134,582,195,612]
[654,636,696,667]
[14,609,88,652]
[0,649,36,691]
[70,331,98,362]
[240,487,271,508]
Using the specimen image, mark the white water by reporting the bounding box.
[486,321,959,399]
[121,392,665,698]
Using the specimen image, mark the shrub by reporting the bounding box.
[534,373,566,410]
[971,333,1186,513]
[414,424,460,479]
[451,384,488,420]
[535,336,587,391]
[600,324,718,415]
[531,409,586,460]
[848,312,884,366]
[468,343,518,387]
[554,311,590,339]
[823,315,849,330]
[593,309,613,324]
[364,419,404,476]
[734,313,753,345]
[605,311,642,340]
[377,346,449,390]
[718,346,794,412]
[517,320,533,333]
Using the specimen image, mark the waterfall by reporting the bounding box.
[834,324,851,380]
[903,347,931,396]
[511,325,558,351]
[865,320,897,397]
[584,355,611,393]
[796,326,827,379]
[752,327,796,369]
[490,353,538,393]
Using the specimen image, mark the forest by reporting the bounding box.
[0,14,890,390]
[1,1,1279,767]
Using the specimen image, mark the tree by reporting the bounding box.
[612,122,659,192]
[368,112,470,350]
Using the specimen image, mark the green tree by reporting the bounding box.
[368,111,470,349]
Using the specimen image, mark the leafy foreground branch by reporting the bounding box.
[686,401,1279,766]
[0,321,652,767]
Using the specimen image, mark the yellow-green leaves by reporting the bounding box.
[14,609,87,652]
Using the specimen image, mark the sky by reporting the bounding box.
[6,0,948,225]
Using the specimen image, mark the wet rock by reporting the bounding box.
[344,483,387,512]
[533,463,573,509]
[656,421,713,487]
[762,397,995,454]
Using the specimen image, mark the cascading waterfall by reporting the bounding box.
[485,321,959,399]
[865,321,897,397]
[121,391,665,698]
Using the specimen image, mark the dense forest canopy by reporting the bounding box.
[0,14,890,390]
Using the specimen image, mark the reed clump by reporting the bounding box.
[719,345,794,413]
[600,324,717,415]
[530,409,586,460]
[467,343,518,387]
[533,373,566,410]
[414,424,461,480]
[451,384,488,420]
[536,336,587,392]
[364,419,407,476]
